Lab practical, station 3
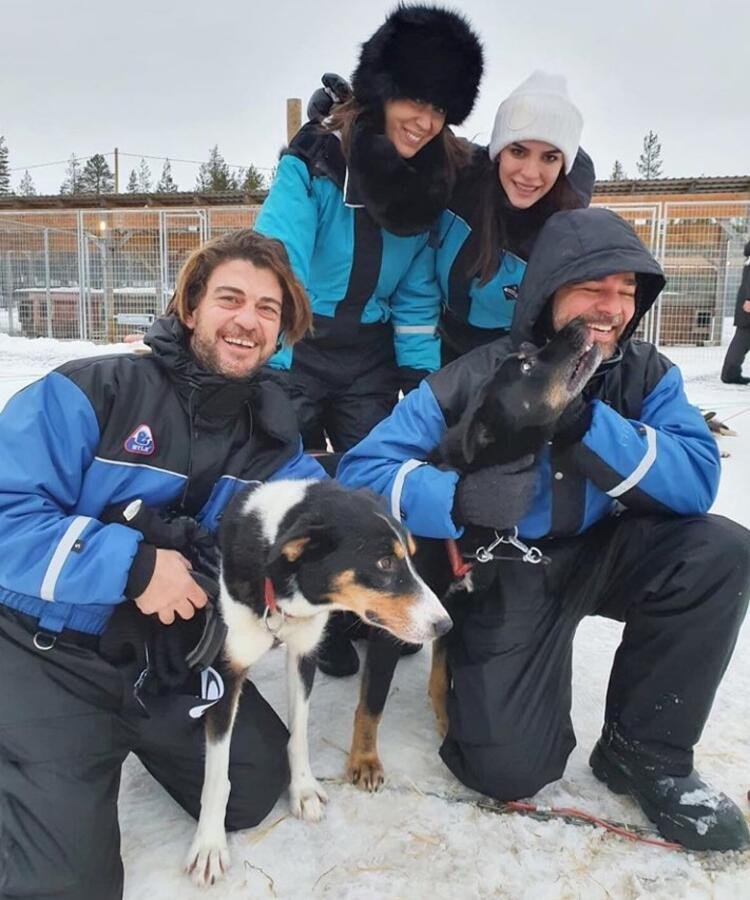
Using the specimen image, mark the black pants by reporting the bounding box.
[440,513,750,801]
[721,326,750,381]
[0,609,289,900]
[284,326,399,452]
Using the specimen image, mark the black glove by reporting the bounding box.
[452,456,537,531]
[307,72,352,122]
[398,366,429,395]
[553,395,593,447]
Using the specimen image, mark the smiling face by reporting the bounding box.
[497,140,564,209]
[383,98,446,158]
[552,272,637,360]
[185,259,283,379]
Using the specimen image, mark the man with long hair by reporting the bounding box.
[0,230,322,900]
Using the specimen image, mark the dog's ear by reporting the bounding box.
[267,515,337,566]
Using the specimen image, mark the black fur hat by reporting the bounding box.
[352,4,484,126]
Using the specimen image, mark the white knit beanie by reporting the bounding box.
[488,71,583,174]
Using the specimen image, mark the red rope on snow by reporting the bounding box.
[501,800,684,851]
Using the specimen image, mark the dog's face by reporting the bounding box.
[493,317,602,429]
[432,317,602,472]
[267,484,451,644]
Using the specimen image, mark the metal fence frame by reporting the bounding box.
[1,201,749,365]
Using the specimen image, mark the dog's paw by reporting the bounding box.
[289,778,328,821]
[184,835,230,887]
[347,751,385,792]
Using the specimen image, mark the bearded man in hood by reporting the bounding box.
[338,207,750,853]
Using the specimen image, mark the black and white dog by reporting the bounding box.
[185,478,451,886]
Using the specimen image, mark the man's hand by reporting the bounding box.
[134,549,208,625]
[452,456,536,530]
[743,299,750,314]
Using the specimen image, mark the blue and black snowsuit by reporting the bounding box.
[255,122,443,451]
[436,144,595,363]
[0,315,324,900]
[339,208,749,801]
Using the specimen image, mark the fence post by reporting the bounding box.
[43,228,52,338]
[4,252,17,336]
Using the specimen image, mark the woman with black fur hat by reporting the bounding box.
[255,4,482,679]
[255,4,483,454]
[436,71,596,363]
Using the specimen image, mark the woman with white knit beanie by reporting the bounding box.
[436,70,595,362]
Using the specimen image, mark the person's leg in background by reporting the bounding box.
[720,326,750,384]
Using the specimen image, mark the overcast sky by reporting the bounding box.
[2,0,748,195]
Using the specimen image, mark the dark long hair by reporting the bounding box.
[324,98,470,183]
[167,230,312,345]
[474,157,583,285]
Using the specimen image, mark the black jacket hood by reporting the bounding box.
[510,208,666,349]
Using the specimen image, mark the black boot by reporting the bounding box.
[720,376,750,385]
[316,613,360,677]
[590,739,750,852]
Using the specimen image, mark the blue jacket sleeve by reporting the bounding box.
[269,440,328,482]
[337,381,462,538]
[390,237,441,372]
[0,374,143,606]
[571,365,720,514]
[254,154,318,289]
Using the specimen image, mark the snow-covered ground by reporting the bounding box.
[1,333,748,899]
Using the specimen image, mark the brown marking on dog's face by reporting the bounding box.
[392,539,405,559]
[407,533,417,556]
[280,536,310,562]
[325,570,424,642]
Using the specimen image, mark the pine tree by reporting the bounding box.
[240,163,266,192]
[79,154,115,194]
[155,158,178,192]
[60,155,84,194]
[137,158,152,193]
[195,145,238,191]
[126,169,139,192]
[0,136,10,194]
[610,159,626,181]
[17,170,36,195]
[636,130,663,179]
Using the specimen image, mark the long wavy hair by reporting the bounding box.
[167,230,312,345]
[473,154,583,285]
[324,98,470,181]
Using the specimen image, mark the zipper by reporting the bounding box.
[178,382,199,511]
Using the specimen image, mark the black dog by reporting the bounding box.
[346,319,602,790]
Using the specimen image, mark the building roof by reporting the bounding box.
[0,190,266,211]
[593,175,750,196]
[1,175,748,211]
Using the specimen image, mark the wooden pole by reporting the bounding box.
[114,147,119,193]
[286,99,302,144]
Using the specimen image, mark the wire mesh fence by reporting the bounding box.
[1,202,748,374]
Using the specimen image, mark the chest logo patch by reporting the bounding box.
[124,423,156,456]
[503,284,519,301]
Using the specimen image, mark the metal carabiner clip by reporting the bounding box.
[503,529,548,565]
[473,530,505,564]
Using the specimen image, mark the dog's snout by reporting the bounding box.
[433,616,452,638]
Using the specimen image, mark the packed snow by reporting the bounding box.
[0,332,748,899]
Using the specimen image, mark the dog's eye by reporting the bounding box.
[376,556,395,572]
[520,360,533,374]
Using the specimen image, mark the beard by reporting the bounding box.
[190,330,267,380]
